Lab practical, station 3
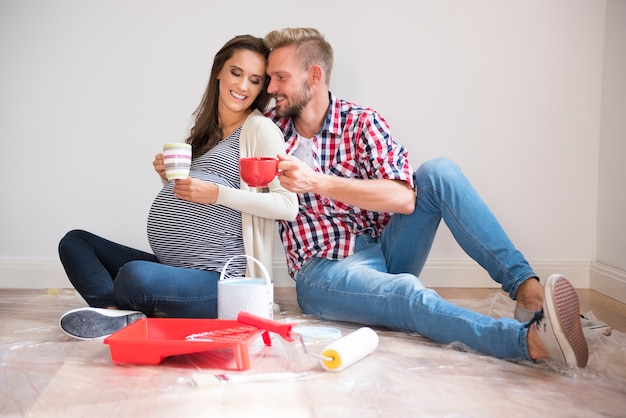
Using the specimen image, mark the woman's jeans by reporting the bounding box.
[58,230,220,317]
[295,158,535,361]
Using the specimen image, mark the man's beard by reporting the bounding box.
[275,81,312,118]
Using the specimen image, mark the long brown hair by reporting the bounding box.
[187,35,271,157]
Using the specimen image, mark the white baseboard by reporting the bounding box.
[590,261,626,304]
[416,260,592,289]
[1,258,596,290]
[273,259,593,289]
[0,259,71,288]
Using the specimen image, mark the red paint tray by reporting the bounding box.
[103,317,268,370]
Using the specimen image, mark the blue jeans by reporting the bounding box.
[58,230,220,317]
[295,158,535,361]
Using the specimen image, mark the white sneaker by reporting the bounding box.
[59,307,146,340]
[514,280,611,335]
[580,313,612,336]
[532,274,589,367]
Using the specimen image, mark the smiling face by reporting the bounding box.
[217,49,266,115]
[266,45,313,118]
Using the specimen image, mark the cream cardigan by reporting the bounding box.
[215,109,298,279]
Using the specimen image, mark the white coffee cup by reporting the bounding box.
[163,143,192,180]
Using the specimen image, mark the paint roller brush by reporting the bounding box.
[237,312,379,372]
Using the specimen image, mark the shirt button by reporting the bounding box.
[322,198,331,205]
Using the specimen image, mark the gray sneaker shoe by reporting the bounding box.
[580,313,612,336]
[514,304,537,322]
[60,307,146,340]
[531,274,589,367]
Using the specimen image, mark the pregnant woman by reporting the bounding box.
[57,35,297,340]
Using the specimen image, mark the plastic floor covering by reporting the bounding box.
[1,288,625,417]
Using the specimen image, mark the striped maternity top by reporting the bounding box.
[146,128,246,276]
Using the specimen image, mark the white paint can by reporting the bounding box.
[217,255,273,320]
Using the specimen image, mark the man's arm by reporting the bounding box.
[277,154,415,214]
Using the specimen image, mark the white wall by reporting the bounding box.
[0,0,612,290]
[591,0,626,302]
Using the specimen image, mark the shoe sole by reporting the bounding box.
[543,275,589,367]
[60,309,145,340]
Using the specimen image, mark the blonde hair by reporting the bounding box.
[264,27,334,86]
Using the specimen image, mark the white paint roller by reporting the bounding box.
[236,312,379,372]
[318,327,379,372]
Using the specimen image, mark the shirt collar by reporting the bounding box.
[284,91,341,139]
[321,92,342,136]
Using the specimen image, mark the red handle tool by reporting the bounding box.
[237,311,296,344]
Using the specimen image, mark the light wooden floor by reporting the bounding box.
[1,287,625,417]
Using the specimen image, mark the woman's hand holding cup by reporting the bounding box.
[173,177,219,204]
[153,153,167,182]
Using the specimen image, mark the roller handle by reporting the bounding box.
[237,311,296,342]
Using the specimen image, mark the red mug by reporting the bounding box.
[239,157,280,187]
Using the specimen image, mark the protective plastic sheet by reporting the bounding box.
[1,288,624,417]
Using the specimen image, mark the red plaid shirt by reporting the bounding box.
[266,93,414,277]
